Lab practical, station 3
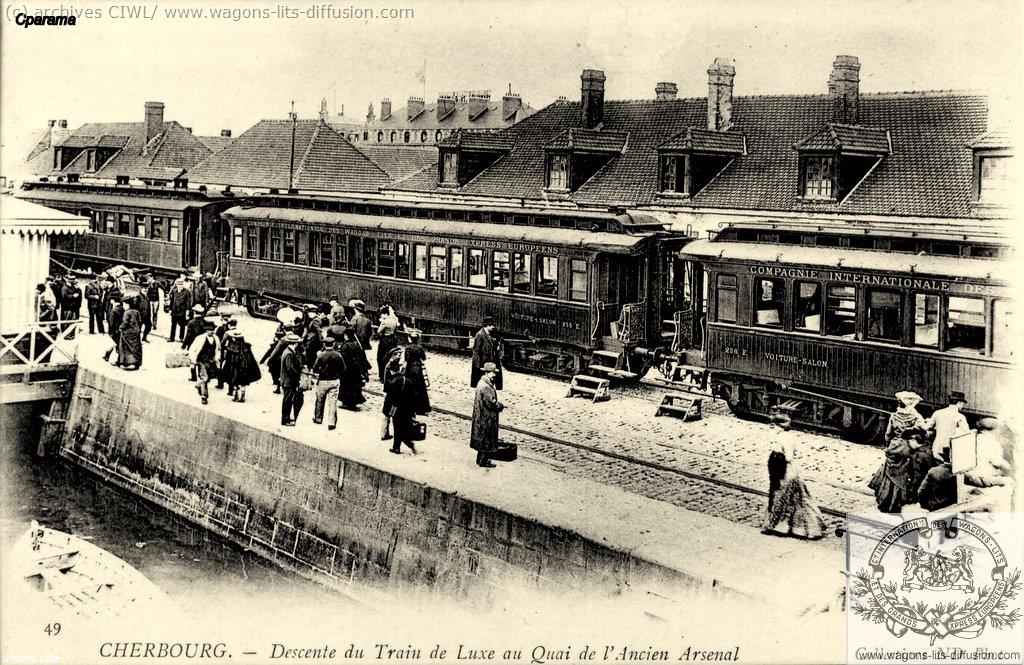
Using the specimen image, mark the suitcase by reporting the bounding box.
[410,419,427,441]
[490,443,518,462]
[165,351,191,368]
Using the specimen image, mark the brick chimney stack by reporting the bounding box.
[655,82,678,101]
[380,99,392,122]
[220,129,232,138]
[502,91,522,120]
[707,58,735,131]
[829,55,860,124]
[407,97,425,120]
[436,95,455,120]
[144,101,164,146]
[581,69,606,129]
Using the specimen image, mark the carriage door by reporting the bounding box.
[183,210,200,269]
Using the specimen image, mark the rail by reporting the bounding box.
[0,319,82,375]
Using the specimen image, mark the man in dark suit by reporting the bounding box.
[279,333,305,426]
[350,303,373,351]
[471,317,502,390]
[84,273,105,334]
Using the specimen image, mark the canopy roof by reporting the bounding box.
[1,195,89,236]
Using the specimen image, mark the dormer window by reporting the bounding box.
[794,124,890,203]
[85,149,96,172]
[656,128,745,197]
[440,151,459,185]
[801,155,835,200]
[547,154,569,190]
[979,156,1010,204]
[436,131,512,187]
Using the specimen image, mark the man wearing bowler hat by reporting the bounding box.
[471,316,502,390]
[279,333,305,426]
[470,362,504,468]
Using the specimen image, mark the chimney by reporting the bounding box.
[436,95,456,120]
[829,55,860,124]
[707,58,735,131]
[380,99,392,122]
[502,91,522,120]
[467,92,490,120]
[50,119,70,147]
[655,82,678,101]
[581,69,606,129]
[144,101,164,145]
[366,101,375,120]
[319,98,329,122]
[407,96,425,120]
[59,119,67,129]
[48,119,56,128]
[220,129,232,138]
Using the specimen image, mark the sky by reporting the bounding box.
[1,0,1021,178]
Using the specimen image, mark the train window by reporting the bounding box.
[317,234,333,269]
[449,247,464,284]
[269,229,283,262]
[825,285,856,338]
[295,231,307,265]
[378,240,396,277]
[335,235,348,270]
[753,277,784,327]
[283,230,295,263]
[152,217,164,241]
[492,251,511,293]
[118,213,131,235]
[246,227,258,259]
[169,218,180,243]
[468,249,486,287]
[258,228,269,260]
[536,255,558,298]
[570,259,587,302]
[413,243,428,280]
[343,236,358,272]
[932,242,961,256]
[867,289,902,342]
[912,294,940,347]
[396,242,410,278]
[104,212,116,234]
[428,245,446,282]
[232,227,244,258]
[363,238,376,273]
[992,300,1013,358]
[793,281,822,332]
[946,296,986,355]
[135,215,147,238]
[715,274,737,323]
[970,245,1001,259]
[511,253,531,294]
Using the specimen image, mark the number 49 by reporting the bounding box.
[44,623,61,636]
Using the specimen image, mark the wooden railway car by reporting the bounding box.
[18,181,237,278]
[223,199,689,376]
[676,229,1014,441]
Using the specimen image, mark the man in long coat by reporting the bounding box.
[117,298,143,370]
[84,273,106,334]
[102,294,124,363]
[279,333,305,426]
[470,363,504,468]
[169,278,193,343]
[350,304,373,350]
[471,317,502,389]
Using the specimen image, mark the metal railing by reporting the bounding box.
[0,319,82,374]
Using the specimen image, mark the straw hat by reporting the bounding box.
[283,333,302,344]
[895,391,922,408]
[482,362,498,373]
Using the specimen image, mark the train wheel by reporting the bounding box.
[849,410,886,445]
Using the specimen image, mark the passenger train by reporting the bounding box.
[21,180,1014,441]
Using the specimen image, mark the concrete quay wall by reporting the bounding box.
[59,368,701,606]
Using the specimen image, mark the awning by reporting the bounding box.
[680,239,1010,282]
[1,196,89,236]
[17,188,207,213]
[224,206,651,254]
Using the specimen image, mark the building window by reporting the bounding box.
[151,216,164,240]
[396,241,410,278]
[376,131,384,143]
[281,230,295,263]
[363,131,368,141]
[570,259,587,302]
[389,131,397,143]
[403,130,410,143]
[413,243,428,280]
[468,248,486,287]
[492,251,511,292]
[659,154,687,193]
[793,281,822,332]
[434,130,443,143]
[946,296,986,355]
[802,155,835,200]
[269,229,283,261]
[335,235,348,270]
[867,289,902,342]
[825,285,857,338]
[246,226,258,259]
[449,247,464,284]
[428,245,447,282]
[232,227,244,257]
[362,238,376,273]
[753,277,784,327]
[913,293,940,347]
[547,154,569,190]
[441,152,459,184]
[118,213,131,235]
[979,156,1010,204]
[536,255,558,297]
[992,299,1013,358]
[715,274,737,323]
[378,240,396,277]
[420,130,428,143]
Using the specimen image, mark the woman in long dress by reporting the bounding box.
[885,391,927,442]
[339,329,370,410]
[762,434,827,539]
[868,433,913,513]
[375,305,401,383]
[403,332,431,416]
[379,346,404,440]
[117,298,143,370]
[221,330,262,402]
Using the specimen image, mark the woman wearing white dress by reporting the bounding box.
[762,416,827,539]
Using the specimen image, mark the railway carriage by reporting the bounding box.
[223,198,688,376]
[676,225,1014,441]
[19,181,236,277]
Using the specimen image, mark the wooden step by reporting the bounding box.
[655,393,703,421]
[566,375,611,403]
[591,350,621,360]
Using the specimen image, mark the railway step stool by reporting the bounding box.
[655,393,703,421]
[668,363,709,391]
[566,375,611,403]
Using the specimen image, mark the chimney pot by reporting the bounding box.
[581,69,606,129]
[655,82,678,101]
[144,101,165,145]
[220,129,231,138]
[59,119,67,128]
[380,99,392,122]
[829,55,860,124]
[707,57,736,131]
[48,120,56,127]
